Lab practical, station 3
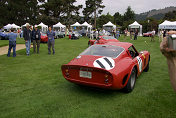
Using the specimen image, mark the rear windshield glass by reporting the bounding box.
[80,45,124,58]
[102,36,117,40]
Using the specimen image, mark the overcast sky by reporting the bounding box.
[75,0,176,15]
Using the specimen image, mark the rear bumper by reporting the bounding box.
[66,77,113,89]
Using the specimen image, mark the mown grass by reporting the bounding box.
[0,38,25,47]
[0,36,176,118]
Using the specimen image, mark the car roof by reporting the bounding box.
[97,42,133,50]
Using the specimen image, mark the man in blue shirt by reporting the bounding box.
[7,28,17,57]
[23,23,32,56]
[47,26,55,55]
[32,25,41,54]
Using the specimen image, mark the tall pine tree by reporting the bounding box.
[83,0,105,29]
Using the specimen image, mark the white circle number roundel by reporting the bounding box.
[93,57,115,70]
[137,56,142,72]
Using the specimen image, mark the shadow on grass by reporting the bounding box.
[63,82,126,98]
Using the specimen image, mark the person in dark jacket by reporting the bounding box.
[134,29,138,40]
[23,23,32,56]
[7,28,17,57]
[47,26,55,55]
[32,25,41,54]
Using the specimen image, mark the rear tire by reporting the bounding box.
[124,68,136,93]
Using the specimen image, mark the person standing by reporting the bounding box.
[32,25,41,54]
[7,28,17,57]
[159,30,163,42]
[95,29,99,39]
[160,31,176,92]
[116,30,120,39]
[23,23,32,56]
[90,30,94,39]
[151,29,155,41]
[47,26,55,55]
[124,28,128,40]
[130,29,133,40]
[134,29,138,40]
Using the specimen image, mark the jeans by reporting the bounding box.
[25,40,31,55]
[33,40,40,53]
[48,40,55,54]
[7,41,16,57]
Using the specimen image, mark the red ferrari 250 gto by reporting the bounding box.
[61,42,150,92]
[88,36,119,46]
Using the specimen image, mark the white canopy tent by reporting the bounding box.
[71,22,81,27]
[103,21,116,32]
[11,23,20,29]
[4,23,20,30]
[4,24,12,30]
[129,21,142,36]
[159,20,176,29]
[71,22,81,30]
[38,22,48,32]
[103,21,116,28]
[53,22,66,31]
[81,22,92,31]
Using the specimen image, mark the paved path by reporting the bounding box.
[0,44,27,56]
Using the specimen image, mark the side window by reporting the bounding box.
[128,46,138,59]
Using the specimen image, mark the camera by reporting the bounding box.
[167,34,176,50]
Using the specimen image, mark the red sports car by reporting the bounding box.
[61,42,150,92]
[88,36,119,46]
[143,31,153,37]
[40,33,48,43]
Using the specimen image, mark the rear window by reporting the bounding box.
[102,36,117,40]
[80,45,124,58]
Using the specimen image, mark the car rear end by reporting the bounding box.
[61,65,114,89]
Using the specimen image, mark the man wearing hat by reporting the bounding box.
[23,23,32,56]
[32,25,41,54]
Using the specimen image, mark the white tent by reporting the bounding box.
[71,22,81,27]
[81,22,92,31]
[103,21,116,28]
[53,22,66,28]
[129,21,142,36]
[53,22,66,31]
[159,20,176,29]
[38,22,48,32]
[11,23,20,29]
[103,21,116,32]
[71,22,81,30]
[4,23,20,30]
[4,24,12,30]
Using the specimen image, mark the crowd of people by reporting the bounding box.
[7,23,55,57]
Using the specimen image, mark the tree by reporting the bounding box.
[0,0,40,26]
[123,6,135,22]
[164,10,176,21]
[113,12,123,26]
[40,0,82,26]
[83,0,105,29]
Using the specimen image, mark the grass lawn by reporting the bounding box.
[0,38,25,47]
[0,36,176,118]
